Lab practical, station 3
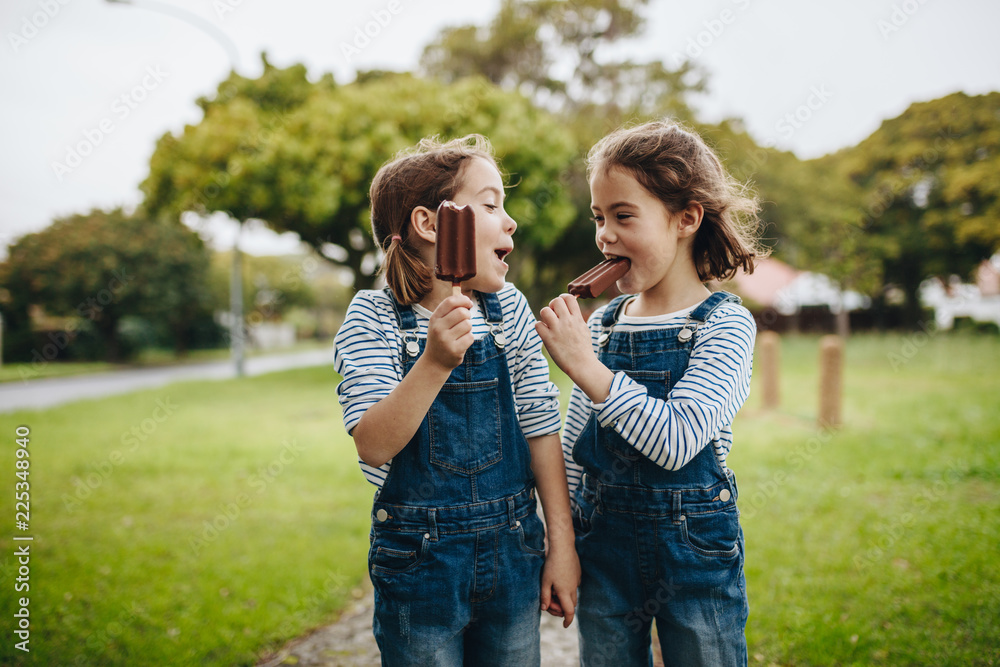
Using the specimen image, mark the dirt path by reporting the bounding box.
[257,576,580,666]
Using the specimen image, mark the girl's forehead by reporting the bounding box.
[591,166,643,192]
[457,156,504,190]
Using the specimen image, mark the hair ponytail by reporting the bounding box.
[380,236,432,306]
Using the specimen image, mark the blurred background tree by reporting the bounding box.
[142,65,578,301]
[5,3,999,354]
[0,208,216,362]
[835,91,1000,326]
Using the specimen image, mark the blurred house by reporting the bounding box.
[919,255,1000,330]
[718,258,870,333]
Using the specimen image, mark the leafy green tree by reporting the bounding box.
[420,0,703,121]
[142,69,578,295]
[836,92,1000,324]
[0,209,214,361]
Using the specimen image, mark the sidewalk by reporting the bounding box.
[0,348,334,414]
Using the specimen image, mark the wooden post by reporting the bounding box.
[818,335,843,428]
[757,330,780,410]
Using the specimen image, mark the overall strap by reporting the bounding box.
[478,291,504,325]
[478,291,507,350]
[383,286,418,331]
[383,287,420,363]
[597,294,632,348]
[678,290,742,344]
[600,294,632,328]
[689,290,741,323]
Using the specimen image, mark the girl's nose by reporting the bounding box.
[597,225,615,247]
[504,212,517,234]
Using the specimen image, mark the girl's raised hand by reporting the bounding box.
[537,294,615,404]
[535,294,595,375]
[423,294,476,372]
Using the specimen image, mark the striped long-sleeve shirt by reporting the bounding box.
[334,284,562,487]
[561,298,756,497]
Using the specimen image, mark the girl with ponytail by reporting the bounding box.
[334,134,579,665]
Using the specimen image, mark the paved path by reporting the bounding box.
[0,348,334,414]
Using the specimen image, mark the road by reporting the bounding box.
[0,348,335,414]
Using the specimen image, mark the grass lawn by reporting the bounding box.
[1,332,998,665]
[731,333,1000,666]
[0,366,371,666]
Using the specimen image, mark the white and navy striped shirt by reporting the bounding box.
[334,283,562,487]
[562,297,756,497]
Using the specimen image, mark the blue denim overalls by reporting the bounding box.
[368,288,545,666]
[573,291,749,667]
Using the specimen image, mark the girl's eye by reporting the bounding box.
[616,213,632,221]
[590,216,604,224]
[484,203,498,212]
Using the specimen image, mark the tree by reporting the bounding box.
[142,69,579,295]
[0,209,214,361]
[420,0,703,121]
[836,92,1000,325]
[417,0,707,302]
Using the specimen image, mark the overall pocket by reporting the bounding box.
[428,379,502,475]
[369,530,429,576]
[679,505,741,559]
[516,511,547,556]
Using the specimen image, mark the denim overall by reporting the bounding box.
[573,291,748,667]
[368,288,544,667]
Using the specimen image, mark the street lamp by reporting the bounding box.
[106,0,246,376]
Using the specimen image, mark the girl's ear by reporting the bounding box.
[410,205,436,244]
[677,202,704,239]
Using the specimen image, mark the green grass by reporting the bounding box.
[1,333,998,665]
[0,366,371,666]
[729,333,1000,666]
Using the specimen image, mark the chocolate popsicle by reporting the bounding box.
[435,201,477,295]
[568,257,631,299]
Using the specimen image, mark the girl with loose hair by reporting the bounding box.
[334,134,579,666]
[537,120,766,666]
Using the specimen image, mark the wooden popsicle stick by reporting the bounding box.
[452,283,462,296]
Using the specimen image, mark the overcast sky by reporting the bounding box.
[2,0,999,255]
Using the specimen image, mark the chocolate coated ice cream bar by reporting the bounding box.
[435,201,476,294]
[567,257,631,298]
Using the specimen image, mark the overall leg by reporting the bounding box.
[654,519,748,667]
[576,509,655,667]
[370,530,473,667]
[463,513,545,667]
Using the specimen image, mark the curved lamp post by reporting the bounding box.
[106,0,246,376]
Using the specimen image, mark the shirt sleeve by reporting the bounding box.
[503,285,562,438]
[593,304,756,471]
[332,291,402,437]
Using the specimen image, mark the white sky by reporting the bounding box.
[2,0,999,256]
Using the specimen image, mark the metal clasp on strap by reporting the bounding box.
[677,315,696,343]
[598,328,612,347]
[403,332,420,358]
[490,323,506,349]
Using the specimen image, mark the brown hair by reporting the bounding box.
[370,134,498,305]
[587,120,767,282]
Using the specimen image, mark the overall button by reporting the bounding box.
[719,488,732,502]
[375,509,388,522]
